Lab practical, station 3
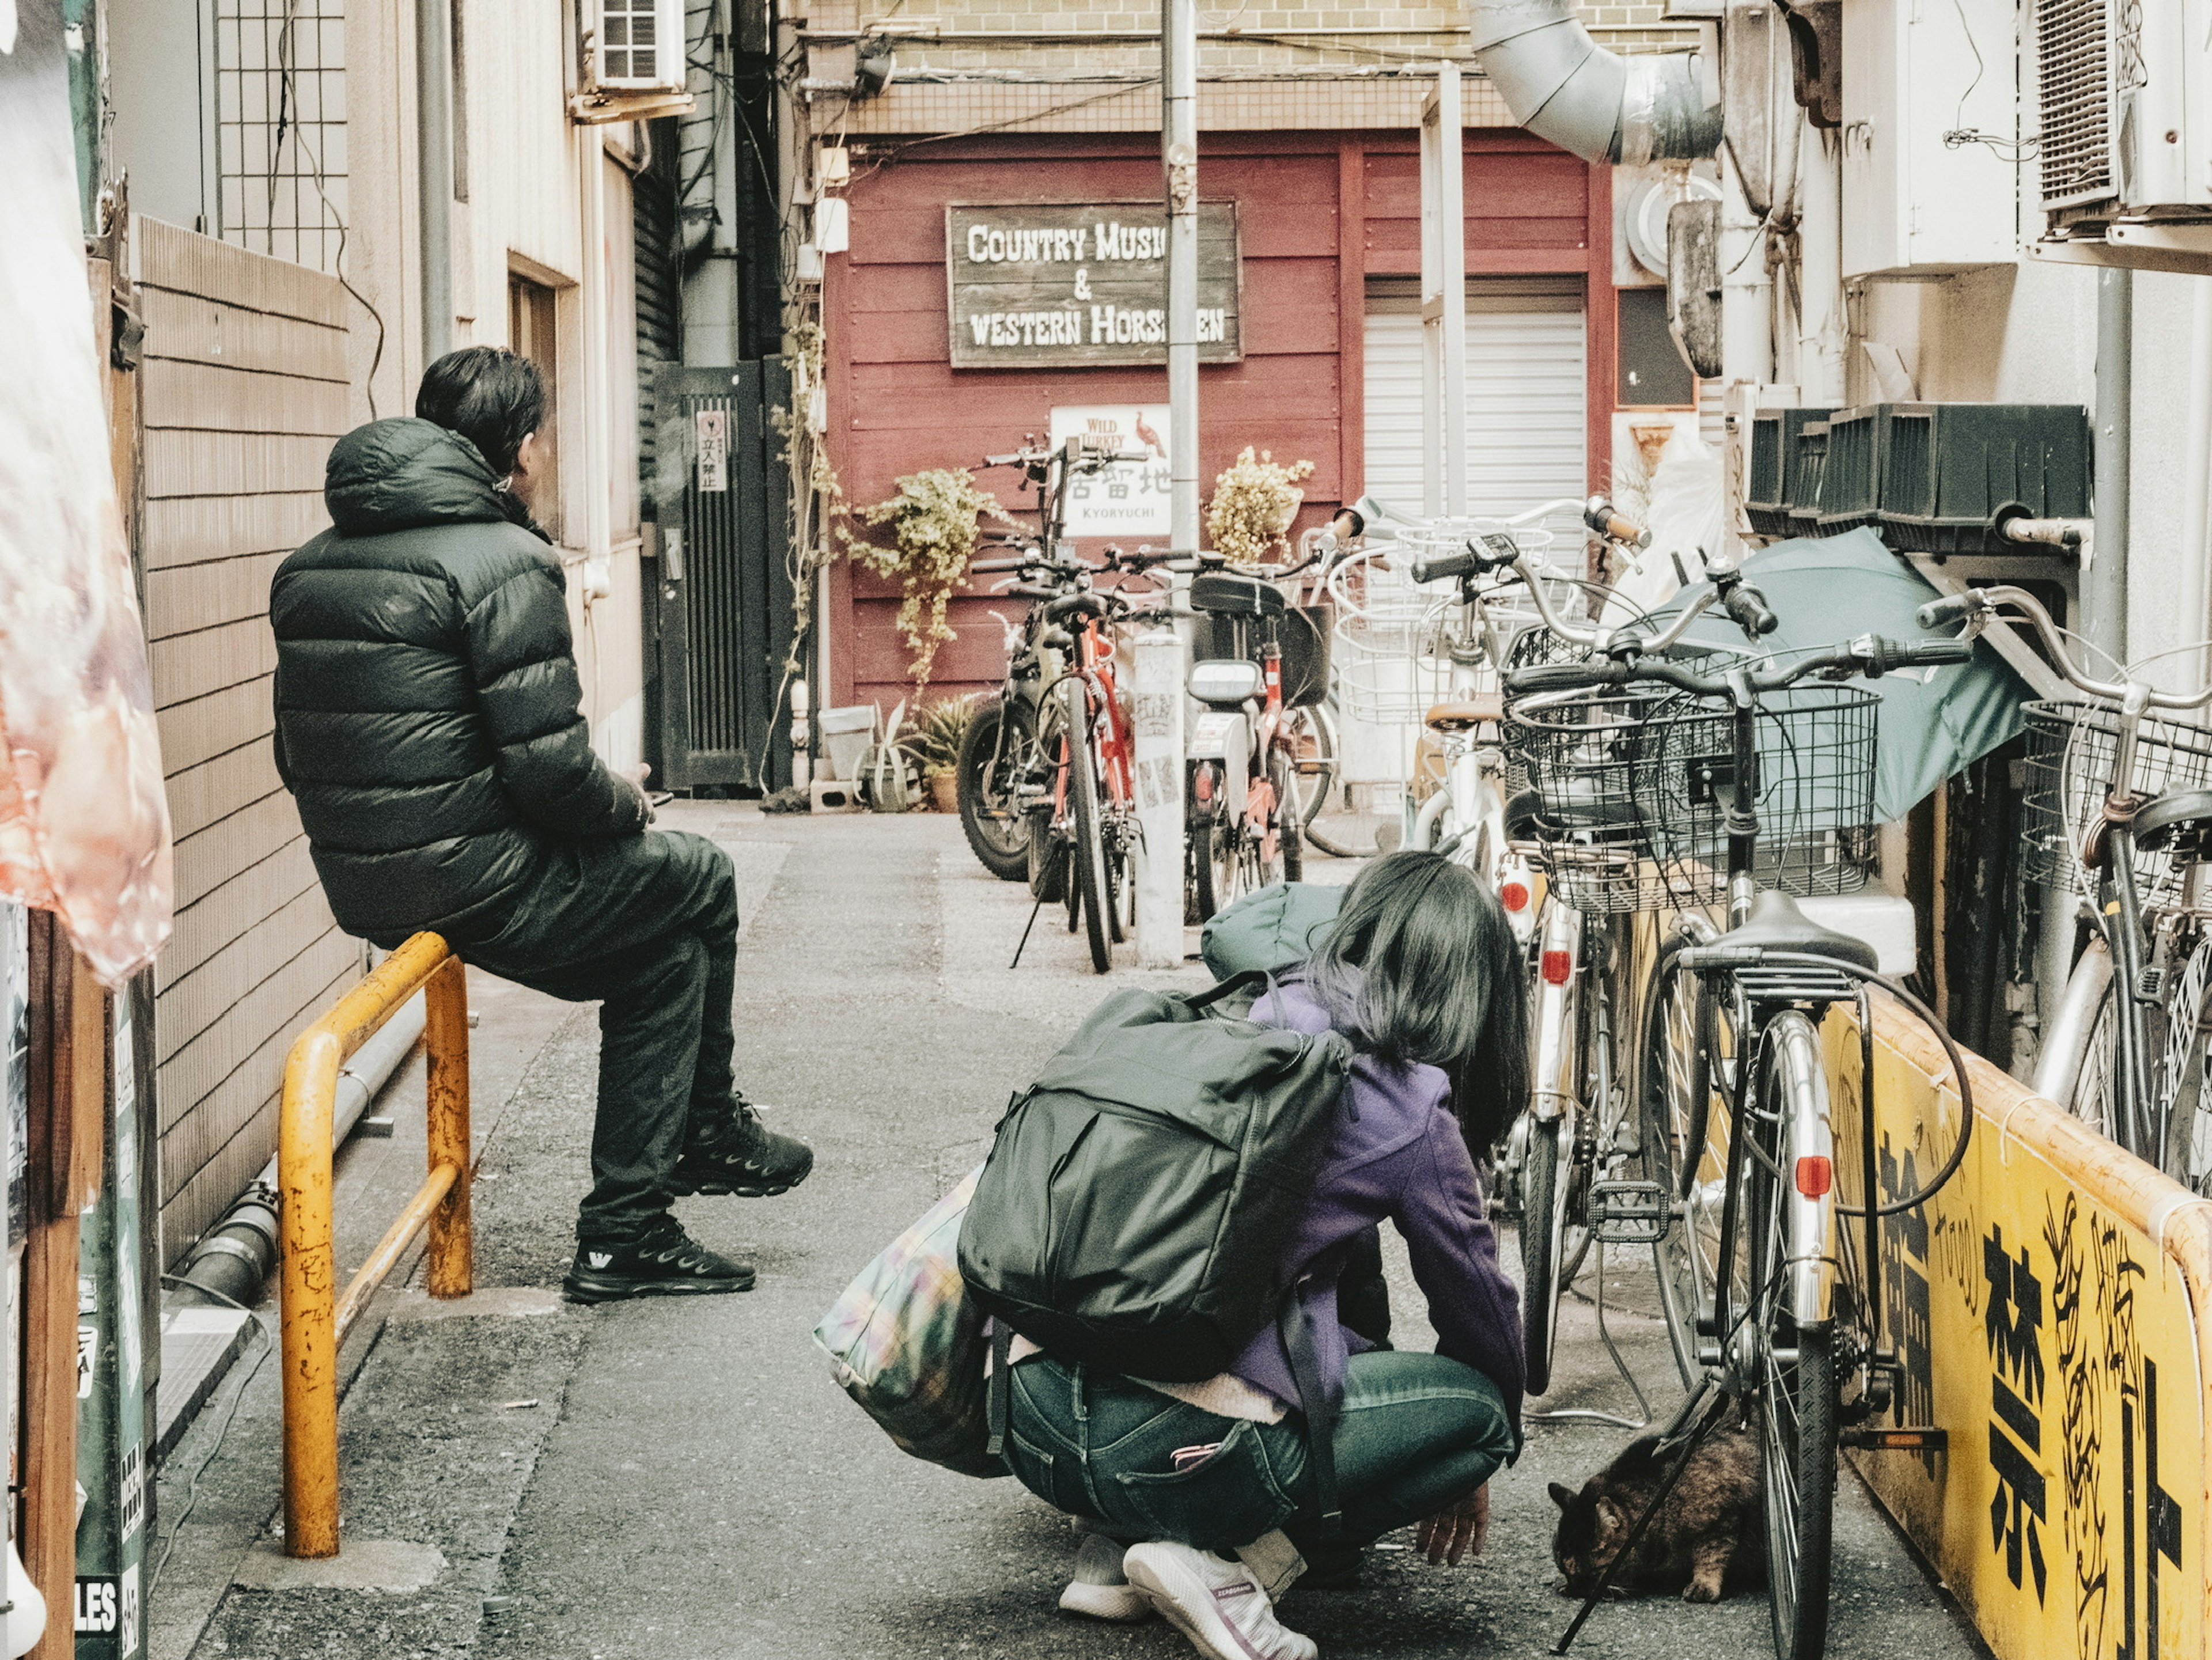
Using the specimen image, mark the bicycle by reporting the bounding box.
[1424,527,1766,1400]
[1925,586,2212,1189]
[956,434,1148,888]
[1179,513,1363,916]
[1505,613,1976,1660]
[971,543,1171,975]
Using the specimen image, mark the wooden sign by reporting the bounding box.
[946,201,1241,370]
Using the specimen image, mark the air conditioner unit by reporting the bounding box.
[2029,0,2212,265]
[585,0,686,94]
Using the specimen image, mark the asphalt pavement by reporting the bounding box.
[154,804,1987,1660]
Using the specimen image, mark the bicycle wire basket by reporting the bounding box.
[1327,530,1584,727]
[1502,683,1881,914]
[2020,700,2212,907]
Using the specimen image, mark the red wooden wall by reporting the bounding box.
[824,129,1613,713]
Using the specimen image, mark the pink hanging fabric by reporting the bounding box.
[0,3,175,985]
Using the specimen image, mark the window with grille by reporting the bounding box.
[600,0,660,82]
[212,0,347,274]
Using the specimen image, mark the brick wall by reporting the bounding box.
[826,0,1697,135]
[134,219,358,1260]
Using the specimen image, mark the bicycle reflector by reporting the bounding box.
[1794,1155,1834,1198]
[1540,949,1573,986]
[1498,878,1531,913]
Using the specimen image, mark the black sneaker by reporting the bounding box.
[562,1219,755,1303]
[671,1101,815,1198]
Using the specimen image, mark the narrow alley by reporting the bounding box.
[151,808,1981,1660]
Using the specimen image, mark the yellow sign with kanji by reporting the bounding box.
[1830,1006,2212,1660]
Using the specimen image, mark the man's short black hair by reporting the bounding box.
[415,347,547,477]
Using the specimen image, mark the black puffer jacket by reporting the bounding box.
[271,418,647,945]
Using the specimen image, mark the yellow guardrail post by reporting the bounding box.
[278,934,471,1559]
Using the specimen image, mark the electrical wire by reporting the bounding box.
[143,1277,275,1608]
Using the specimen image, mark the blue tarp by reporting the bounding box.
[1647,529,2032,821]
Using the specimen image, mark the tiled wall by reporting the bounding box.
[134,218,357,1260]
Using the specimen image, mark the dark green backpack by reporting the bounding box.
[1200,882,1347,979]
[957,972,1353,1384]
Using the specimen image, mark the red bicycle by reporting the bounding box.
[1045,584,1145,973]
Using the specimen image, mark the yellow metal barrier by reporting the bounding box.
[278,933,472,1559]
[1828,1001,2212,1660]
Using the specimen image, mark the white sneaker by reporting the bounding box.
[1124,1540,1320,1660]
[1059,1532,1151,1622]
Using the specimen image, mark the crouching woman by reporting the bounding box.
[999,852,1529,1660]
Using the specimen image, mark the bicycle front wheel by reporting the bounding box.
[1518,1115,1568,1399]
[1753,1014,1838,1660]
[1065,681,1113,973]
[1760,1323,1837,1660]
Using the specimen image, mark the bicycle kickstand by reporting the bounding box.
[1010,892,1048,970]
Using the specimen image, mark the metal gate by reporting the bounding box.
[647,360,794,793]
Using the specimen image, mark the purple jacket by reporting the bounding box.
[1228,976,1526,1437]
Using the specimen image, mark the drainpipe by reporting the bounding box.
[1468,0,1721,164]
[417,0,454,365]
[2177,281,2210,683]
[578,123,615,628]
[1795,127,1844,405]
[2088,268,2132,668]
[169,996,426,1309]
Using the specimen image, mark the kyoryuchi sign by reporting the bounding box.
[945,202,1241,370]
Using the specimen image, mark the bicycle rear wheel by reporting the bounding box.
[1641,959,1735,1388]
[1065,680,1113,974]
[1282,702,1349,856]
[1271,751,1304,883]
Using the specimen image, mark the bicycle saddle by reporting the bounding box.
[1189,571,1287,617]
[1425,695,1503,734]
[1713,889,1878,971]
[2130,787,2212,855]
[1505,784,1639,837]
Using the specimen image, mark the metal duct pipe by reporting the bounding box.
[1468,0,1721,164]
[169,992,427,1309]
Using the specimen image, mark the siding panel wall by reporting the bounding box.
[134,217,355,1260]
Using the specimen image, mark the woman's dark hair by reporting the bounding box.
[1306,851,1531,1150]
[415,347,546,478]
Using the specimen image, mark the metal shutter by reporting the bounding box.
[1361,278,1588,539]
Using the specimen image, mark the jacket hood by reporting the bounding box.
[325,418,537,537]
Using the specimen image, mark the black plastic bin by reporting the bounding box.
[1785,421,1832,540]
[1816,407,1883,534]
[1746,407,1835,539]
[1876,403,2093,555]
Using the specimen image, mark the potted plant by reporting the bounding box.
[1206,446,1315,566]
[844,468,1010,685]
[906,696,978,812]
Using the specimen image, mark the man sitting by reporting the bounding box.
[270,346,812,1303]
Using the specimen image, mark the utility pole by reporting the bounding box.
[1138,0,1198,969]
[1164,0,1198,554]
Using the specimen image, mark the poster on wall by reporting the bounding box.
[948,203,1240,370]
[1048,407,1171,539]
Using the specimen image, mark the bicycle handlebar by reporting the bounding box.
[1505,632,1972,702]
[1719,581,1779,639]
[1916,586,2212,711]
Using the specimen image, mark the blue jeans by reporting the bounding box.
[1003,1350,1513,1554]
